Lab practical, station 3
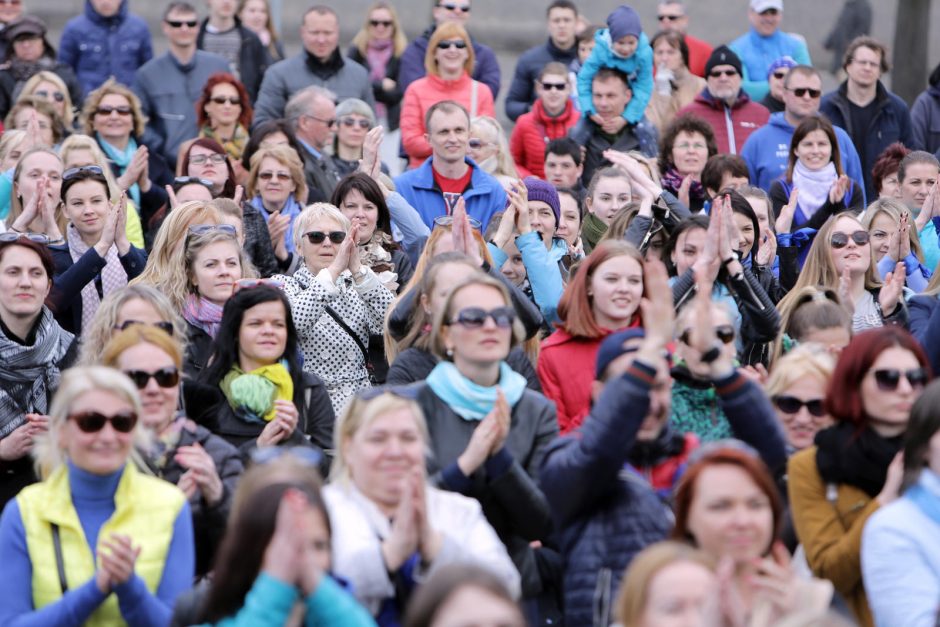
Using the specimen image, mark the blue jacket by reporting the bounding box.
[740,111,866,205]
[488,233,566,326]
[58,0,153,96]
[820,80,914,202]
[908,293,940,376]
[393,157,506,232]
[577,29,653,125]
[505,38,578,121]
[539,361,673,627]
[729,27,811,101]
[397,25,501,100]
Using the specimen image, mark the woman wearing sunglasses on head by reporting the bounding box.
[788,326,931,627]
[0,236,76,509]
[49,166,147,337]
[99,325,243,578]
[274,203,394,416]
[0,366,195,626]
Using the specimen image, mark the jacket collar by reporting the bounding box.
[533,98,577,125]
[413,156,493,194]
[85,0,127,26]
[305,47,344,77]
[836,78,889,106]
[697,87,750,110]
[545,36,577,60]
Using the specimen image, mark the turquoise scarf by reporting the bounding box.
[426,361,526,421]
[97,133,140,207]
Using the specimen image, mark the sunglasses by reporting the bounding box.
[63,165,104,181]
[541,81,567,91]
[467,138,492,150]
[788,87,821,98]
[771,71,787,80]
[0,232,49,244]
[210,96,241,106]
[679,324,736,346]
[433,215,482,229]
[772,395,826,417]
[114,320,175,336]
[439,2,470,12]
[166,19,198,28]
[709,69,738,78]
[872,368,929,392]
[830,230,869,249]
[189,153,226,165]
[437,40,468,50]
[174,175,214,188]
[123,367,180,390]
[759,8,780,15]
[69,410,138,434]
[657,14,681,21]
[35,89,65,102]
[305,230,346,244]
[96,105,132,116]
[450,306,515,329]
[258,171,291,181]
[340,117,371,129]
[188,223,238,237]
[232,277,283,294]
[369,19,393,27]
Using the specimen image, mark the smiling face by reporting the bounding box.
[829,215,871,277]
[586,175,631,224]
[115,342,179,433]
[63,179,110,244]
[257,156,296,208]
[301,216,346,274]
[434,35,470,78]
[637,560,715,627]
[732,212,755,259]
[62,389,136,476]
[556,193,581,246]
[367,7,394,41]
[499,239,526,287]
[783,72,822,120]
[900,162,939,212]
[339,188,379,243]
[190,240,242,306]
[794,129,832,172]
[590,254,643,330]
[745,196,771,233]
[612,34,638,59]
[0,244,51,325]
[748,7,781,37]
[93,93,134,143]
[671,130,709,177]
[774,374,831,450]
[443,283,513,367]
[426,108,469,165]
[536,71,570,115]
[861,346,924,437]
[238,299,288,371]
[204,81,242,129]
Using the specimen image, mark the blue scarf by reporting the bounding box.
[251,193,303,254]
[906,470,940,527]
[97,133,140,207]
[426,361,526,421]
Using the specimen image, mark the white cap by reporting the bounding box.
[750,0,783,11]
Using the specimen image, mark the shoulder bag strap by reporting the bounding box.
[51,523,69,594]
[324,305,369,364]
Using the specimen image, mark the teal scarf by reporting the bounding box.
[97,133,140,207]
[426,361,526,421]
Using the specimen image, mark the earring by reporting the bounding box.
[446,347,454,357]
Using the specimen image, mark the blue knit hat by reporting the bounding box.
[523,176,560,226]
[607,5,642,42]
[766,55,797,78]
[595,328,647,378]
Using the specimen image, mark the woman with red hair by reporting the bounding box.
[537,240,645,433]
[178,138,238,200]
[788,326,931,627]
[195,73,254,165]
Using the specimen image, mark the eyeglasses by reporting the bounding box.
[303,114,336,127]
[433,215,482,229]
[449,306,515,329]
[339,117,371,129]
[679,324,736,346]
[772,395,826,417]
[63,165,104,181]
[787,86,821,99]
[95,105,132,117]
[541,81,567,91]
[369,19,393,27]
[657,14,681,21]
[771,71,787,80]
[0,232,50,244]
[189,153,226,165]
[35,89,65,103]
[305,230,346,244]
[438,2,470,12]
[830,230,869,249]
[232,278,283,294]
[437,39,468,50]
[165,19,198,28]
[173,175,214,189]
[258,171,292,181]
[250,445,324,468]
[123,367,180,390]
[872,367,929,392]
[709,69,738,78]
[68,410,138,434]
[210,96,241,106]
[114,320,175,336]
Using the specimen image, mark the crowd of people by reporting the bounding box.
[0,0,938,624]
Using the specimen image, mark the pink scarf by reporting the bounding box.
[366,39,393,82]
[67,224,128,332]
[182,293,224,339]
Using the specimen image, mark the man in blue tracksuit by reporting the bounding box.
[741,65,865,204]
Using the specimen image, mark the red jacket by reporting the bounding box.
[677,89,769,155]
[509,99,580,178]
[684,34,713,78]
[400,72,496,169]
[537,328,609,434]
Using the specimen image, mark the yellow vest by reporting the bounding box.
[16,463,186,626]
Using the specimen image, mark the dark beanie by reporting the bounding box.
[705,45,743,76]
[607,5,642,42]
[595,328,647,378]
[523,177,560,226]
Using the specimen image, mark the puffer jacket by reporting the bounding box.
[677,88,769,155]
[510,99,580,178]
[539,360,674,627]
[57,0,153,96]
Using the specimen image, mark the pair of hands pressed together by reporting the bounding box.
[457,390,512,476]
[380,469,443,572]
[261,489,323,596]
[256,400,301,448]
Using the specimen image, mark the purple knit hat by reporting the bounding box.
[523,177,560,226]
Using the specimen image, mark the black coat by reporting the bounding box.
[347,46,402,130]
[387,346,542,392]
[196,18,269,102]
[0,55,83,119]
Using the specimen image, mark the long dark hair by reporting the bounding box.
[901,379,940,492]
[180,138,237,199]
[241,119,304,171]
[786,115,843,181]
[663,214,709,275]
[330,172,393,235]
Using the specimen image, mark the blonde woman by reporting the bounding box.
[245,145,307,267]
[469,116,518,191]
[0,130,29,227]
[347,1,408,129]
[19,71,75,131]
[861,197,931,292]
[764,344,836,454]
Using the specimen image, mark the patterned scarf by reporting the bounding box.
[661,166,706,206]
[426,361,526,421]
[182,293,224,339]
[0,308,74,438]
[358,230,398,286]
[220,361,294,424]
[366,39,393,119]
[200,124,249,162]
[67,223,128,333]
[97,133,141,207]
[251,193,303,254]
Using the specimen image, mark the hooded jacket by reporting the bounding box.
[911,65,940,155]
[58,0,153,96]
[677,88,769,155]
[729,26,811,101]
[510,99,580,178]
[577,29,654,125]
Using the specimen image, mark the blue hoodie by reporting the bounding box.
[577,29,653,125]
[729,27,811,101]
[58,0,153,96]
[741,112,867,205]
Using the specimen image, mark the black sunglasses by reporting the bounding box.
[369,19,392,27]
[787,87,821,99]
[166,19,198,28]
[709,69,738,78]
[437,40,468,50]
[657,14,681,21]
[771,71,787,79]
[830,230,869,249]
[679,324,736,346]
[340,117,372,129]
[772,395,826,417]
[439,2,470,11]
[210,96,241,106]
[95,105,132,117]
[305,230,346,244]
[63,165,104,181]
[0,232,50,244]
[69,410,138,434]
[450,306,515,329]
[123,367,180,390]
[872,368,929,392]
[541,81,567,91]
[35,89,65,103]
[114,320,175,336]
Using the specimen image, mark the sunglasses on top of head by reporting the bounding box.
[830,230,869,249]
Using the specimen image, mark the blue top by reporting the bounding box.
[576,29,654,124]
[729,28,811,101]
[0,462,194,627]
[488,233,566,326]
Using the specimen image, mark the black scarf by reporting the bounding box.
[814,422,903,498]
[305,48,344,80]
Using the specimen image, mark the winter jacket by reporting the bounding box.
[908,294,940,375]
[911,72,940,155]
[510,99,580,178]
[729,27,812,101]
[505,38,578,121]
[769,177,864,232]
[537,328,611,434]
[347,46,403,130]
[677,88,770,155]
[539,360,674,627]
[298,141,342,204]
[788,446,879,627]
[569,116,658,187]
[0,56,82,120]
[387,346,541,392]
[240,202,281,278]
[488,233,566,326]
[195,18,269,102]
[412,381,558,598]
[133,51,231,168]
[183,322,213,381]
[57,0,152,96]
[819,80,914,202]
[397,25,501,101]
[741,112,866,203]
[393,157,506,232]
[683,34,713,78]
[400,72,495,168]
[862,469,940,627]
[253,49,374,128]
[577,29,653,125]
[645,69,705,132]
